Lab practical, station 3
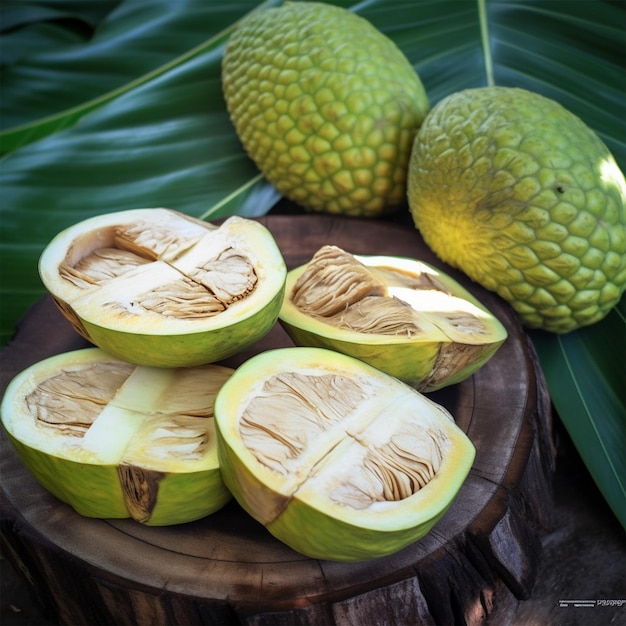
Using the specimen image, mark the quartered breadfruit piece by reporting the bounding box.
[278,245,507,391]
[1,348,234,525]
[38,208,287,367]
[214,347,475,561]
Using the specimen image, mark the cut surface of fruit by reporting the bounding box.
[39,209,287,366]
[279,246,507,391]
[1,348,234,525]
[214,347,475,561]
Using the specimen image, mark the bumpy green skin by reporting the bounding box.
[222,2,429,217]
[76,285,285,368]
[408,87,626,333]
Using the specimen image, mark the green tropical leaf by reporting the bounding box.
[530,300,625,528]
[1,0,624,525]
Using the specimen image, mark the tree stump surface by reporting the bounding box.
[0,215,556,625]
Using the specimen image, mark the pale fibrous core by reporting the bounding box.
[239,370,446,510]
[55,210,259,325]
[290,245,493,340]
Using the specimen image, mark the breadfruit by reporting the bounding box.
[407,87,626,333]
[222,1,429,216]
[38,208,286,366]
[214,347,475,561]
[279,245,507,391]
[1,348,234,525]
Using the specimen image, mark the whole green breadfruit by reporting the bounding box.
[407,87,626,333]
[222,1,429,217]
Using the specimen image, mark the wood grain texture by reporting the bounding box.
[0,215,555,625]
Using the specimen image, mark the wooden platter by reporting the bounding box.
[0,215,555,625]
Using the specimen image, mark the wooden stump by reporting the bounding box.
[0,215,555,625]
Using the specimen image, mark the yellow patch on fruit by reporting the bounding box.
[408,87,626,333]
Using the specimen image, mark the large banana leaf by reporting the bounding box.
[1,0,624,527]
